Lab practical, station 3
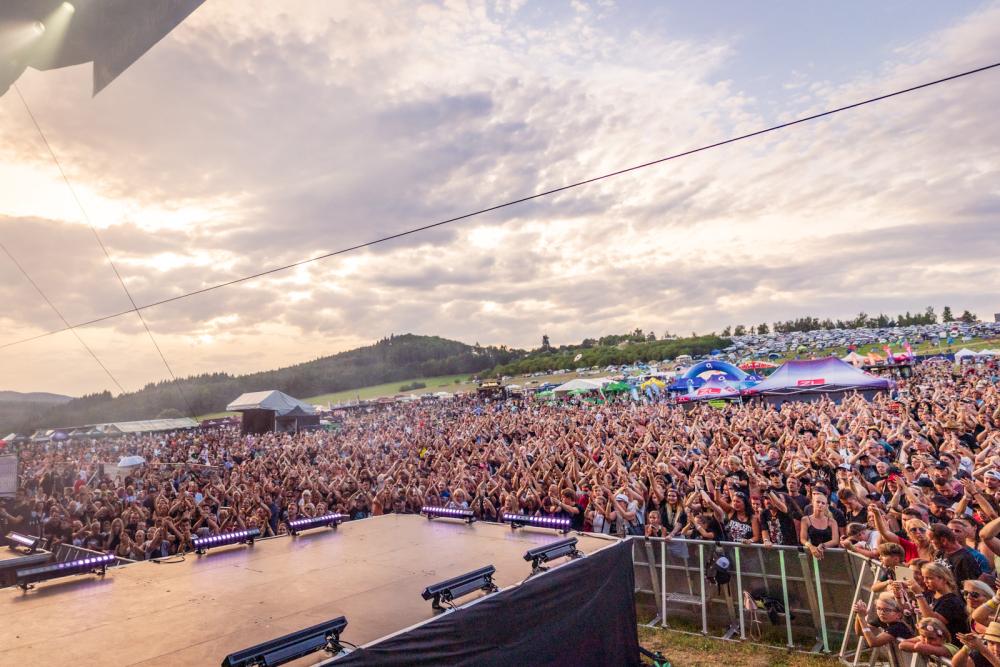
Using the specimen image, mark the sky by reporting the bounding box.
[0,0,998,396]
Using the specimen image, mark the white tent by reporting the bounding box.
[552,378,604,395]
[226,390,317,415]
[842,351,866,367]
[955,348,980,361]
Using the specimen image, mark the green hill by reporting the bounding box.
[1,334,520,433]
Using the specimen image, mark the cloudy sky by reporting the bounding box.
[1,0,998,396]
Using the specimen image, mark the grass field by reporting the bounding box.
[637,626,838,667]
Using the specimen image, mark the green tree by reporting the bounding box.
[758,322,770,334]
[733,325,746,336]
[541,334,551,350]
[959,310,978,323]
[923,306,937,324]
[721,325,732,336]
[942,306,954,322]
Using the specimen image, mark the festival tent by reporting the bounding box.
[955,348,978,360]
[739,360,777,371]
[552,378,604,395]
[743,357,890,404]
[227,390,319,434]
[602,381,631,394]
[677,375,742,403]
[842,351,866,367]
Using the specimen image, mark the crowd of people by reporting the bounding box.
[2,358,1000,662]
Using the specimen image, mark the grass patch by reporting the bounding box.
[637,626,838,667]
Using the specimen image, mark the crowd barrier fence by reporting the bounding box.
[630,537,947,667]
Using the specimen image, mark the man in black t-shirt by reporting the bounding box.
[930,523,982,587]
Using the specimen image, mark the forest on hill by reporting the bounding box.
[1,334,520,433]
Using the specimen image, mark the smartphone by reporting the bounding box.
[894,565,915,582]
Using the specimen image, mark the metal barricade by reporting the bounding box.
[632,537,866,654]
[635,540,946,667]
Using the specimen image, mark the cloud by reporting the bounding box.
[0,0,997,394]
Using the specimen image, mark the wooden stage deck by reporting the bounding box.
[0,515,616,666]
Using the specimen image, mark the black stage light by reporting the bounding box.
[6,531,41,553]
[193,527,260,554]
[287,513,345,535]
[16,552,114,590]
[421,505,475,523]
[502,512,571,533]
[421,565,498,611]
[523,537,583,573]
[221,616,348,667]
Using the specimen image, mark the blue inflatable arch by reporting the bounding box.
[681,360,748,382]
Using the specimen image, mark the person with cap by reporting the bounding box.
[954,622,1000,667]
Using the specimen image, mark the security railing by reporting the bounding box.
[631,537,942,667]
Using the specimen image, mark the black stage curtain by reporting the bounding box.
[334,540,639,667]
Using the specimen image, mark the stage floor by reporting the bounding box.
[0,515,615,666]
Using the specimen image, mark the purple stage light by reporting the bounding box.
[16,552,114,589]
[421,506,475,522]
[288,513,345,535]
[6,531,41,552]
[502,513,571,532]
[193,527,260,554]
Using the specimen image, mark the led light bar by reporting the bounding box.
[421,505,475,523]
[6,531,41,553]
[421,565,498,611]
[288,513,345,535]
[192,527,260,554]
[502,513,571,533]
[16,553,115,590]
[222,616,348,667]
[524,537,583,573]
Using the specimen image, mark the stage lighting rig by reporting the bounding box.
[6,531,41,553]
[287,513,344,535]
[193,527,259,554]
[16,552,114,591]
[421,565,498,611]
[221,616,349,667]
[502,513,571,533]
[523,537,583,573]
[421,505,475,523]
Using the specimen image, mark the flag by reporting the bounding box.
[884,345,894,362]
[904,341,913,359]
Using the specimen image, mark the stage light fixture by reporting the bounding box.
[287,513,345,535]
[523,537,583,573]
[16,553,114,590]
[193,527,259,554]
[61,2,76,14]
[222,616,348,667]
[6,531,41,553]
[502,512,571,533]
[421,505,475,523]
[421,565,498,611]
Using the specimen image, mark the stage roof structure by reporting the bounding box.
[1,0,206,96]
[226,390,317,416]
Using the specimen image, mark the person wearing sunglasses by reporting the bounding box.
[962,580,994,635]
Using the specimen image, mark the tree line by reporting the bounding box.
[718,305,979,336]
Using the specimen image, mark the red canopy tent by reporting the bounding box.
[739,360,777,371]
